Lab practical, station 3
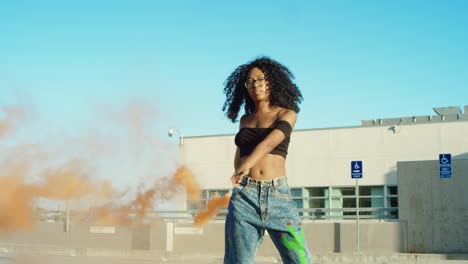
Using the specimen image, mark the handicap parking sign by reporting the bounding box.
[351,161,363,179]
[439,154,452,179]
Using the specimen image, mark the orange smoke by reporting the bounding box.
[0,163,115,232]
[91,165,201,226]
[0,155,226,230]
[0,175,36,230]
[194,192,231,226]
[0,105,27,140]
[92,166,232,227]
[0,163,203,231]
[167,166,230,226]
[0,100,228,233]
[0,100,189,232]
[34,161,114,200]
[173,166,201,205]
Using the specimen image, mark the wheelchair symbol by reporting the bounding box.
[440,155,450,164]
[354,162,360,170]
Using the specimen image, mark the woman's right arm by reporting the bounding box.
[234,114,247,170]
[232,115,246,185]
[234,110,296,181]
[234,147,240,170]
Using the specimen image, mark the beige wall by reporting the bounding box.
[0,222,133,250]
[398,159,468,253]
[169,221,404,255]
[181,121,468,191]
[0,221,406,254]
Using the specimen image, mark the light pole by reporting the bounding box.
[65,199,70,232]
[168,127,186,211]
[168,127,184,146]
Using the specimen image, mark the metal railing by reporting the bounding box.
[36,207,398,223]
[185,207,398,222]
[296,207,398,221]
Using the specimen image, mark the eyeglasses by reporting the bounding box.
[244,77,266,88]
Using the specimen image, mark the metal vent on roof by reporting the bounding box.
[433,106,461,116]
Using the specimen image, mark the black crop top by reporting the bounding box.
[234,120,292,158]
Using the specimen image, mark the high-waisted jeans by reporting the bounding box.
[224,176,312,264]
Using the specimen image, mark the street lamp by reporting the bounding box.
[168,127,184,146]
[65,199,70,232]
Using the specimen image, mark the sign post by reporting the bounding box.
[351,160,362,254]
[439,154,452,179]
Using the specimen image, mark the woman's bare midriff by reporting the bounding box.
[241,154,286,180]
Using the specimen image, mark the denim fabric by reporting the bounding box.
[224,176,311,264]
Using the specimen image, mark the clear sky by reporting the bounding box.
[1,0,467,138]
[1,0,468,213]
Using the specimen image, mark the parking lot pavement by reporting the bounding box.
[2,253,468,264]
[1,254,280,264]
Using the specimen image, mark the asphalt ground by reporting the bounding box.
[2,252,468,264]
[1,254,279,264]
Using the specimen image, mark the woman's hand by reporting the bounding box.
[231,162,250,186]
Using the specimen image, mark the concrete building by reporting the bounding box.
[176,105,468,253]
[1,105,466,258]
[398,159,468,253]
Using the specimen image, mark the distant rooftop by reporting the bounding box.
[362,105,468,126]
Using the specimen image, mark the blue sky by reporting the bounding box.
[1,0,467,139]
[1,0,467,211]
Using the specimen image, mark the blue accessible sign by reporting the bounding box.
[351,161,363,179]
[439,154,452,179]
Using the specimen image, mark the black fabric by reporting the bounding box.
[234,120,292,158]
[275,120,292,138]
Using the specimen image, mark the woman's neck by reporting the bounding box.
[254,101,272,114]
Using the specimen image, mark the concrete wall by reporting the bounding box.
[149,221,167,251]
[337,222,406,253]
[0,222,133,250]
[181,121,468,191]
[0,220,406,254]
[165,221,404,255]
[397,159,468,253]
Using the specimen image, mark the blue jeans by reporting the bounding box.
[224,176,312,264]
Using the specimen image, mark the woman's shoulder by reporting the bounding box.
[275,107,297,126]
[275,107,296,118]
[239,114,253,128]
[240,114,252,122]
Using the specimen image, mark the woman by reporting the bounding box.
[222,57,311,264]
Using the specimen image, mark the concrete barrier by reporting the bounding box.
[0,220,407,255]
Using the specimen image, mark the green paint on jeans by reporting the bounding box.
[280,222,308,264]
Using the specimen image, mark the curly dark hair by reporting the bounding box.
[222,56,303,122]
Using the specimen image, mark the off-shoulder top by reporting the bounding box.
[234,120,292,158]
